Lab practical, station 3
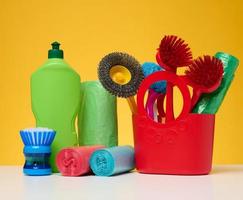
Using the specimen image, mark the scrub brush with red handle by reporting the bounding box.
[156,35,193,121]
[183,55,224,110]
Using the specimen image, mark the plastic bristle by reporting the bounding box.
[20,128,56,146]
[50,134,55,145]
[41,132,45,145]
[46,132,50,145]
[43,132,47,145]
[185,55,224,88]
[33,132,37,145]
[158,35,193,69]
[24,133,30,145]
[47,132,54,145]
[20,131,27,145]
[27,132,32,145]
[36,132,39,145]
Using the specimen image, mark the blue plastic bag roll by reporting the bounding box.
[90,146,135,176]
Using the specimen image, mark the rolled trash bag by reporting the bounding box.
[90,145,135,176]
[78,81,118,147]
[56,145,105,176]
[193,52,239,114]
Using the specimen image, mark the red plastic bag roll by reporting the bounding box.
[56,145,105,176]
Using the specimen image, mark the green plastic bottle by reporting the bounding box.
[31,42,81,172]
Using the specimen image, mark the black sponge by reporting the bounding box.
[98,52,144,98]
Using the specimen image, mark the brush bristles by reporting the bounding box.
[20,127,56,146]
[158,35,192,69]
[185,55,224,88]
[98,52,144,98]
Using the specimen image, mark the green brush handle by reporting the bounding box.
[192,52,239,114]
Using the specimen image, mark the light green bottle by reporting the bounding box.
[31,42,80,172]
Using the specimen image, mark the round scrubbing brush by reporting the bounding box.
[98,52,144,114]
[20,127,56,175]
[156,35,193,71]
[156,35,193,121]
[184,55,224,109]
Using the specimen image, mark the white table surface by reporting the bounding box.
[0,165,242,200]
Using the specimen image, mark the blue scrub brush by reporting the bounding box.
[20,127,56,176]
[142,62,166,93]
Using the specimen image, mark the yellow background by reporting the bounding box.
[0,0,242,165]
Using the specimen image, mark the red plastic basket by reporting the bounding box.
[133,71,215,175]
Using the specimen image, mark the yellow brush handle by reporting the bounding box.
[126,96,137,114]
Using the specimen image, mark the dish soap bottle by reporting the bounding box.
[31,42,81,172]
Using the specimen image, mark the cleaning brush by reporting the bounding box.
[98,52,144,114]
[20,127,56,175]
[184,55,224,109]
[20,127,56,146]
[193,52,239,114]
[156,35,193,70]
[156,35,193,121]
